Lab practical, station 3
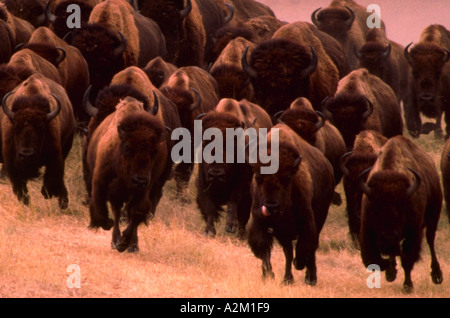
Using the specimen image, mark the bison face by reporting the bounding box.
[356,43,391,77]
[278,109,325,145]
[252,144,301,218]
[46,0,94,38]
[161,87,201,133]
[69,24,127,98]
[322,94,373,150]
[2,93,62,176]
[360,169,421,255]
[116,113,166,191]
[405,43,450,114]
[242,40,318,115]
[311,7,355,40]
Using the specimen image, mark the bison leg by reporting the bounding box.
[385,255,397,282]
[248,218,274,280]
[279,239,294,285]
[110,202,123,250]
[400,232,422,293]
[173,161,194,202]
[304,253,317,286]
[116,222,139,253]
[12,179,30,206]
[225,202,238,234]
[425,215,443,285]
[434,111,444,139]
[89,178,114,230]
[42,159,69,209]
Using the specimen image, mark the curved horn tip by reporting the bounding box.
[224,3,234,23]
[311,7,322,27]
[179,0,192,18]
[45,0,57,23]
[190,87,201,111]
[406,167,421,196]
[358,166,373,196]
[151,90,159,115]
[339,151,353,176]
[83,85,98,117]
[241,46,258,79]
[47,92,62,121]
[2,91,16,121]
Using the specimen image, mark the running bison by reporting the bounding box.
[403,24,450,138]
[1,73,75,208]
[322,68,403,150]
[338,130,387,246]
[86,96,170,253]
[196,98,272,237]
[359,135,443,293]
[248,123,334,285]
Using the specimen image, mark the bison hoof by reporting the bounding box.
[225,223,237,233]
[293,257,306,270]
[21,195,30,206]
[59,198,69,210]
[127,245,139,253]
[305,271,317,286]
[203,228,216,237]
[402,282,414,294]
[385,266,397,282]
[282,276,294,285]
[89,218,114,231]
[41,187,52,199]
[332,192,342,206]
[431,268,443,285]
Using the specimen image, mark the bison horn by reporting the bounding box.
[443,48,450,63]
[300,46,318,79]
[190,87,201,111]
[14,43,25,52]
[224,3,234,24]
[362,97,374,120]
[382,43,392,58]
[252,117,257,126]
[404,42,413,64]
[320,96,333,119]
[354,46,361,59]
[344,6,355,30]
[315,111,326,130]
[2,91,16,122]
[241,46,258,80]
[62,31,73,44]
[150,91,159,115]
[47,93,62,121]
[358,167,373,197]
[339,151,353,177]
[113,31,127,58]
[292,155,302,171]
[179,0,192,19]
[273,110,284,119]
[406,167,421,197]
[45,0,57,23]
[83,85,98,117]
[195,113,207,120]
[311,8,321,28]
[55,47,66,66]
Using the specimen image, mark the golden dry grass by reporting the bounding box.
[0,130,449,298]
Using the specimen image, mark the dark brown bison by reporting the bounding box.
[355,28,410,105]
[3,0,47,28]
[242,21,339,115]
[142,56,177,88]
[359,135,443,293]
[210,36,256,101]
[45,0,102,38]
[338,129,387,246]
[248,123,334,285]
[214,0,274,26]
[86,96,170,253]
[403,24,450,139]
[0,2,34,46]
[136,0,228,67]
[20,26,90,124]
[160,66,219,196]
[322,68,403,150]
[311,0,386,71]
[67,0,166,101]
[277,97,346,204]
[439,137,450,223]
[0,73,75,208]
[0,19,14,64]
[196,97,272,237]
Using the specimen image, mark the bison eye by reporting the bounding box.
[123,145,133,157]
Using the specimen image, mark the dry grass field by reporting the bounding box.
[0,129,448,299]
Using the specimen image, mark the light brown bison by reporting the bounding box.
[213,0,274,26]
[242,21,339,115]
[311,0,386,71]
[20,26,90,124]
[0,19,14,64]
[338,129,387,245]
[403,24,450,138]
[248,123,334,285]
[142,56,177,88]
[196,97,272,237]
[86,96,170,252]
[1,73,75,208]
[355,28,410,106]
[359,136,443,293]
[322,68,403,150]
[210,36,256,101]
[160,66,219,196]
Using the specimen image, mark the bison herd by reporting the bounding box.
[0,0,448,294]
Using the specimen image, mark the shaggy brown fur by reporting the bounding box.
[143,57,177,88]
[0,3,34,46]
[3,0,47,28]
[1,73,75,209]
[360,135,443,293]
[248,124,334,285]
[440,137,450,223]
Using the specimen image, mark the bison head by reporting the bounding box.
[2,92,61,177]
[277,108,325,145]
[3,0,47,28]
[19,42,66,67]
[404,42,450,115]
[116,111,167,191]
[160,86,200,132]
[211,64,254,101]
[0,64,34,101]
[311,6,355,40]
[242,39,318,115]
[45,0,94,38]
[322,94,374,150]
[356,42,392,77]
[199,112,246,188]
[251,141,301,218]
[359,167,421,255]
[67,24,127,101]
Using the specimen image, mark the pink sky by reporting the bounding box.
[258,0,450,45]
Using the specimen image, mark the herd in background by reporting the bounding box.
[0,0,448,293]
